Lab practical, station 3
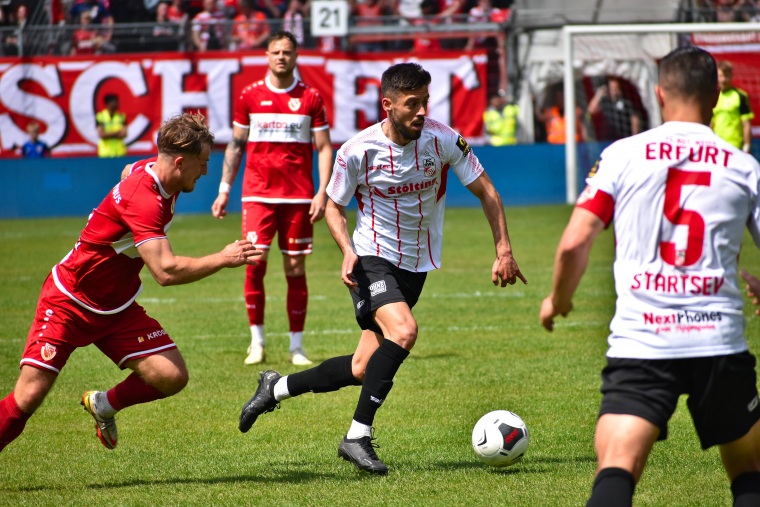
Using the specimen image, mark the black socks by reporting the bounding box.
[286,355,360,396]
[353,340,409,426]
[586,467,635,507]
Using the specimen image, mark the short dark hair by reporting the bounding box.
[381,63,432,98]
[156,112,215,157]
[104,94,119,105]
[266,31,298,52]
[659,46,717,102]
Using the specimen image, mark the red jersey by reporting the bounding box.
[52,157,176,314]
[233,76,329,203]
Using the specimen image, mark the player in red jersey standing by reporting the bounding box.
[0,113,260,453]
[212,30,334,367]
[540,47,760,506]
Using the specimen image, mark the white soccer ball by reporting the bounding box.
[471,410,530,467]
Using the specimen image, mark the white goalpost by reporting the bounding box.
[561,22,760,203]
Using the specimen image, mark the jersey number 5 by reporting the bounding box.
[661,168,711,267]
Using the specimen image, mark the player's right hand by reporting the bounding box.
[539,295,572,332]
[341,251,359,289]
[212,193,229,219]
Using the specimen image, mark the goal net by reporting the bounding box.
[560,22,760,203]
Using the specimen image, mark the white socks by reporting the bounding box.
[95,391,117,418]
[250,325,265,347]
[273,376,291,402]
[289,331,303,352]
[346,419,372,439]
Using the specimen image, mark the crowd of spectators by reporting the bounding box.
[692,0,760,22]
[0,0,515,56]
[0,0,759,58]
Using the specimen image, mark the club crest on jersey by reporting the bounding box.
[288,98,301,112]
[576,185,597,205]
[423,157,436,177]
[40,342,57,361]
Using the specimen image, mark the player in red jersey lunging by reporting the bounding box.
[0,113,260,453]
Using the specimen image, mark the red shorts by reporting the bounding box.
[20,275,176,374]
[242,201,313,255]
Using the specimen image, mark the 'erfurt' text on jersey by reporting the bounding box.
[577,121,760,359]
[327,117,484,272]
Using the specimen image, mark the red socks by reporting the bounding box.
[106,372,166,411]
[286,274,308,333]
[244,263,308,332]
[244,261,267,326]
[0,392,30,452]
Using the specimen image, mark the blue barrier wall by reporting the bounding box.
[2,144,580,219]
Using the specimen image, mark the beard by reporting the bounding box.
[389,113,423,142]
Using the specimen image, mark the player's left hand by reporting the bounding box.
[309,192,328,223]
[492,253,527,287]
[539,295,573,331]
[740,269,760,315]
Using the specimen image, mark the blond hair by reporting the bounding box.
[156,113,215,156]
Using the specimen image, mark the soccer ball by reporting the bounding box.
[471,410,530,467]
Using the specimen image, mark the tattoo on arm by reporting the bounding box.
[223,137,246,174]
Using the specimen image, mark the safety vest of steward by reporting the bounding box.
[483,104,519,146]
[96,109,127,157]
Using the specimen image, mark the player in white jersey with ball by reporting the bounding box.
[238,62,527,475]
[540,47,760,506]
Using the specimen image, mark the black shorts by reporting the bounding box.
[599,352,760,449]
[349,256,427,334]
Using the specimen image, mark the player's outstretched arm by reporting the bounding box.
[325,199,358,288]
[540,207,605,331]
[310,128,333,224]
[138,237,260,286]
[212,125,248,219]
[466,172,527,287]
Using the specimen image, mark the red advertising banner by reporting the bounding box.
[0,50,488,157]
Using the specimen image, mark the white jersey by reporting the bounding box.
[578,121,760,359]
[328,118,484,272]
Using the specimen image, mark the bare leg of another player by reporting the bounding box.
[586,414,658,506]
[719,419,760,506]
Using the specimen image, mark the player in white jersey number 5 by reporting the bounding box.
[541,47,760,506]
[238,62,527,475]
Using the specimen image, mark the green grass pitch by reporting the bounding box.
[2,204,760,506]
